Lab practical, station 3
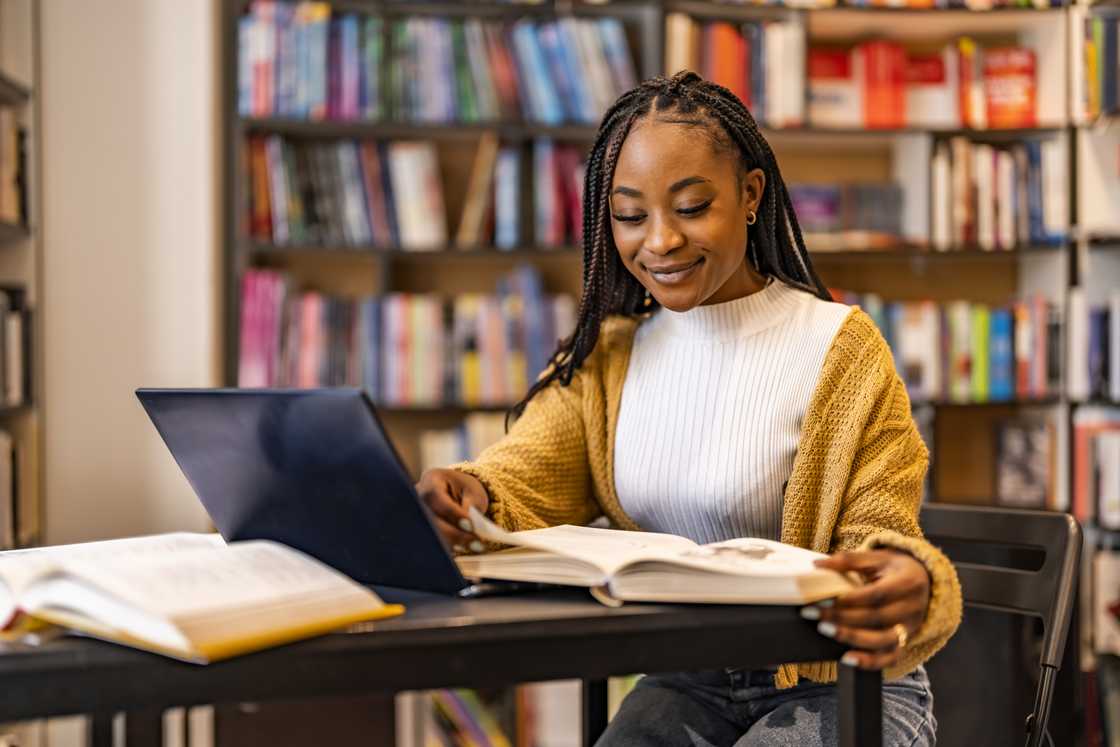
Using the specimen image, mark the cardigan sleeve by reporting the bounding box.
[449,371,601,533]
[831,331,963,681]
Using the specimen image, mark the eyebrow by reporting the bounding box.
[611,176,711,198]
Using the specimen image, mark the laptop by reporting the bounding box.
[136,388,508,596]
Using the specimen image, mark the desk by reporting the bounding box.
[0,588,882,746]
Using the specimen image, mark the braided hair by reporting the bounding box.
[511,71,830,419]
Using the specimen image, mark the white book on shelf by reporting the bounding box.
[4,311,22,407]
[1040,138,1068,241]
[996,149,1015,251]
[931,142,951,251]
[1111,291,1120,403]
[265,136,289,244]
[765,23,785,129]
[0,429,11,550]
[664,13,696,77]
[1068,287,1090,402]
[388,143,447,251]
[1098,433,1120,531]
[975,143,995,251]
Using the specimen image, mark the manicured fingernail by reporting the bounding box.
[817,622,837,638]
[841,653,860,667]
[817,598,835,608]
[800,606,821,621]
[459,519,473,533]
[470,540,484,553]
[452,544,465,554]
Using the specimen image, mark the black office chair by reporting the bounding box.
[919,504,1081,747]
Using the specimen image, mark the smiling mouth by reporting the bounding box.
[644,257,704,285]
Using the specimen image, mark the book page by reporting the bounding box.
[0,533,225,625]
[637,537,831,578]
[468,507,698,576]
[52,541,378,624]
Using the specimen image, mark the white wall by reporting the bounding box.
[40,0,220,544]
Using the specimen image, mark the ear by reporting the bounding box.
[742,168,765,215]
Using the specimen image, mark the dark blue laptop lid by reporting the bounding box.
[136,388,467,594]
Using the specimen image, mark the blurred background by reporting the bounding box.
[0,0,1119,744]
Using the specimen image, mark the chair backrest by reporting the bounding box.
[919,504,1081,747]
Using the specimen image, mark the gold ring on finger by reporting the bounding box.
[893,623,908,649]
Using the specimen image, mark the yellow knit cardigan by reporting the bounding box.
[453,306,962,689]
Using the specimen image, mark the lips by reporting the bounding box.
[644,257,704,285]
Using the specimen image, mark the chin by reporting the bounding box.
[650,286,705,313]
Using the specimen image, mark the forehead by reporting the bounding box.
[612,118,731,188]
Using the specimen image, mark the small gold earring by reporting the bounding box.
[746,210,757,226]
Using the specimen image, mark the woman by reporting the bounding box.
[417,71,961,746]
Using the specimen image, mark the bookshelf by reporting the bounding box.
[220,0,1117,743]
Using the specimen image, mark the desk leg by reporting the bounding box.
[581,678,608,747]
[838,665,882,747]
[123,709,164,746]
[88,713,113,747]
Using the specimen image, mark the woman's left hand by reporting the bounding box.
[803,550,931,670]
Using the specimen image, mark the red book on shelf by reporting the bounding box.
[359,143,392,247]
[859,41,907,129]
[983,47,1037,129]
[706,23,748,106]
[249,138,272,242]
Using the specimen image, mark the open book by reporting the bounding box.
[0,533,403,663]
[457,508,855,605]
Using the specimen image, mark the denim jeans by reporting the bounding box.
[595,665,936,747]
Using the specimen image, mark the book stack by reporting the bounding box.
[419,413,507,478]
[0,110,24,226]
[788,182,904,251]
[930,136,1067,251]
[1083,16,1120,120]
[663,15,805,128]
[1067,288,1120,404]
[238,266,576,408]
[0,287,29,409]
[237,1,638,125]
[429,689,513,747]
[831,292,1061,404]
[246,136,445,250]
[808,40,1037,130]
[1072,407,1120,530]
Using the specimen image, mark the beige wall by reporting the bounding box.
[40,0,220,544]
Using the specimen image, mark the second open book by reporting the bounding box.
[456,508,855,605]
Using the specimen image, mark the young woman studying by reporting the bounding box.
[417,72,961,746]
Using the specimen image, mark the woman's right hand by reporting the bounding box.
[416,468,491,554]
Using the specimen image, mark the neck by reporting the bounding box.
[701,258,767,306]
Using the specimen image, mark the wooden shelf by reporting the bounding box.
[0,73,30,107]
[0,221,29,246]
[248,243,580,259]
[1072,399,1120,408]
[0,403,32,418]
[241,0,653,18]
[378,403,512,415]
[915,397,1062,408]
[809,244,1062,260]
[241,118,601,142]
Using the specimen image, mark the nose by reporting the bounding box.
[643,214,685,256]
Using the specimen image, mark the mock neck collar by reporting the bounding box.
[657,279,801,342]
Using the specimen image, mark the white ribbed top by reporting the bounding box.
[614,281,851,543]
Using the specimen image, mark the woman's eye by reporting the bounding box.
[677,200,712,216]
[612,214,645,224]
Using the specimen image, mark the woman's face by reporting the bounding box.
[609,117,766,312]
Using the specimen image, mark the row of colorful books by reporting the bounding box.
[238,266,576,407]
[831,292,1061,403]
[1069,289,1120,404]
[1084,15,1120,120]
[788,183,904,251]
[246,134,587,250]
[809,40,1037,130]
[665,16,805,129]
[0,111,25,227]
[930,136,1068,251]
[238,1,637,125]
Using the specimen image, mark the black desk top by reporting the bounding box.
[0,588,845,722]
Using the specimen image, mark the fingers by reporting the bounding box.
[810,600,919,631]
[416,469,490,553]
[814,550,890,576]
[817,620,909,670]
[840,647,903,671]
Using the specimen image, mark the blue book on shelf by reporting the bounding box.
[597,18,638,94]
[1103,20,1118,114]
[744,23,765,123]
[306,7,329,119]
[511,21,562,124]
[361,16,384,120]
[989,308,1014,402]
[339,14,361,120]
[1024,141,1045,245]
[494,147,520,250]
[274,2,296,116]
[545,21,590,123]
[238,15,254,117]
[557,19,595,124]
[361,297,381,402]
